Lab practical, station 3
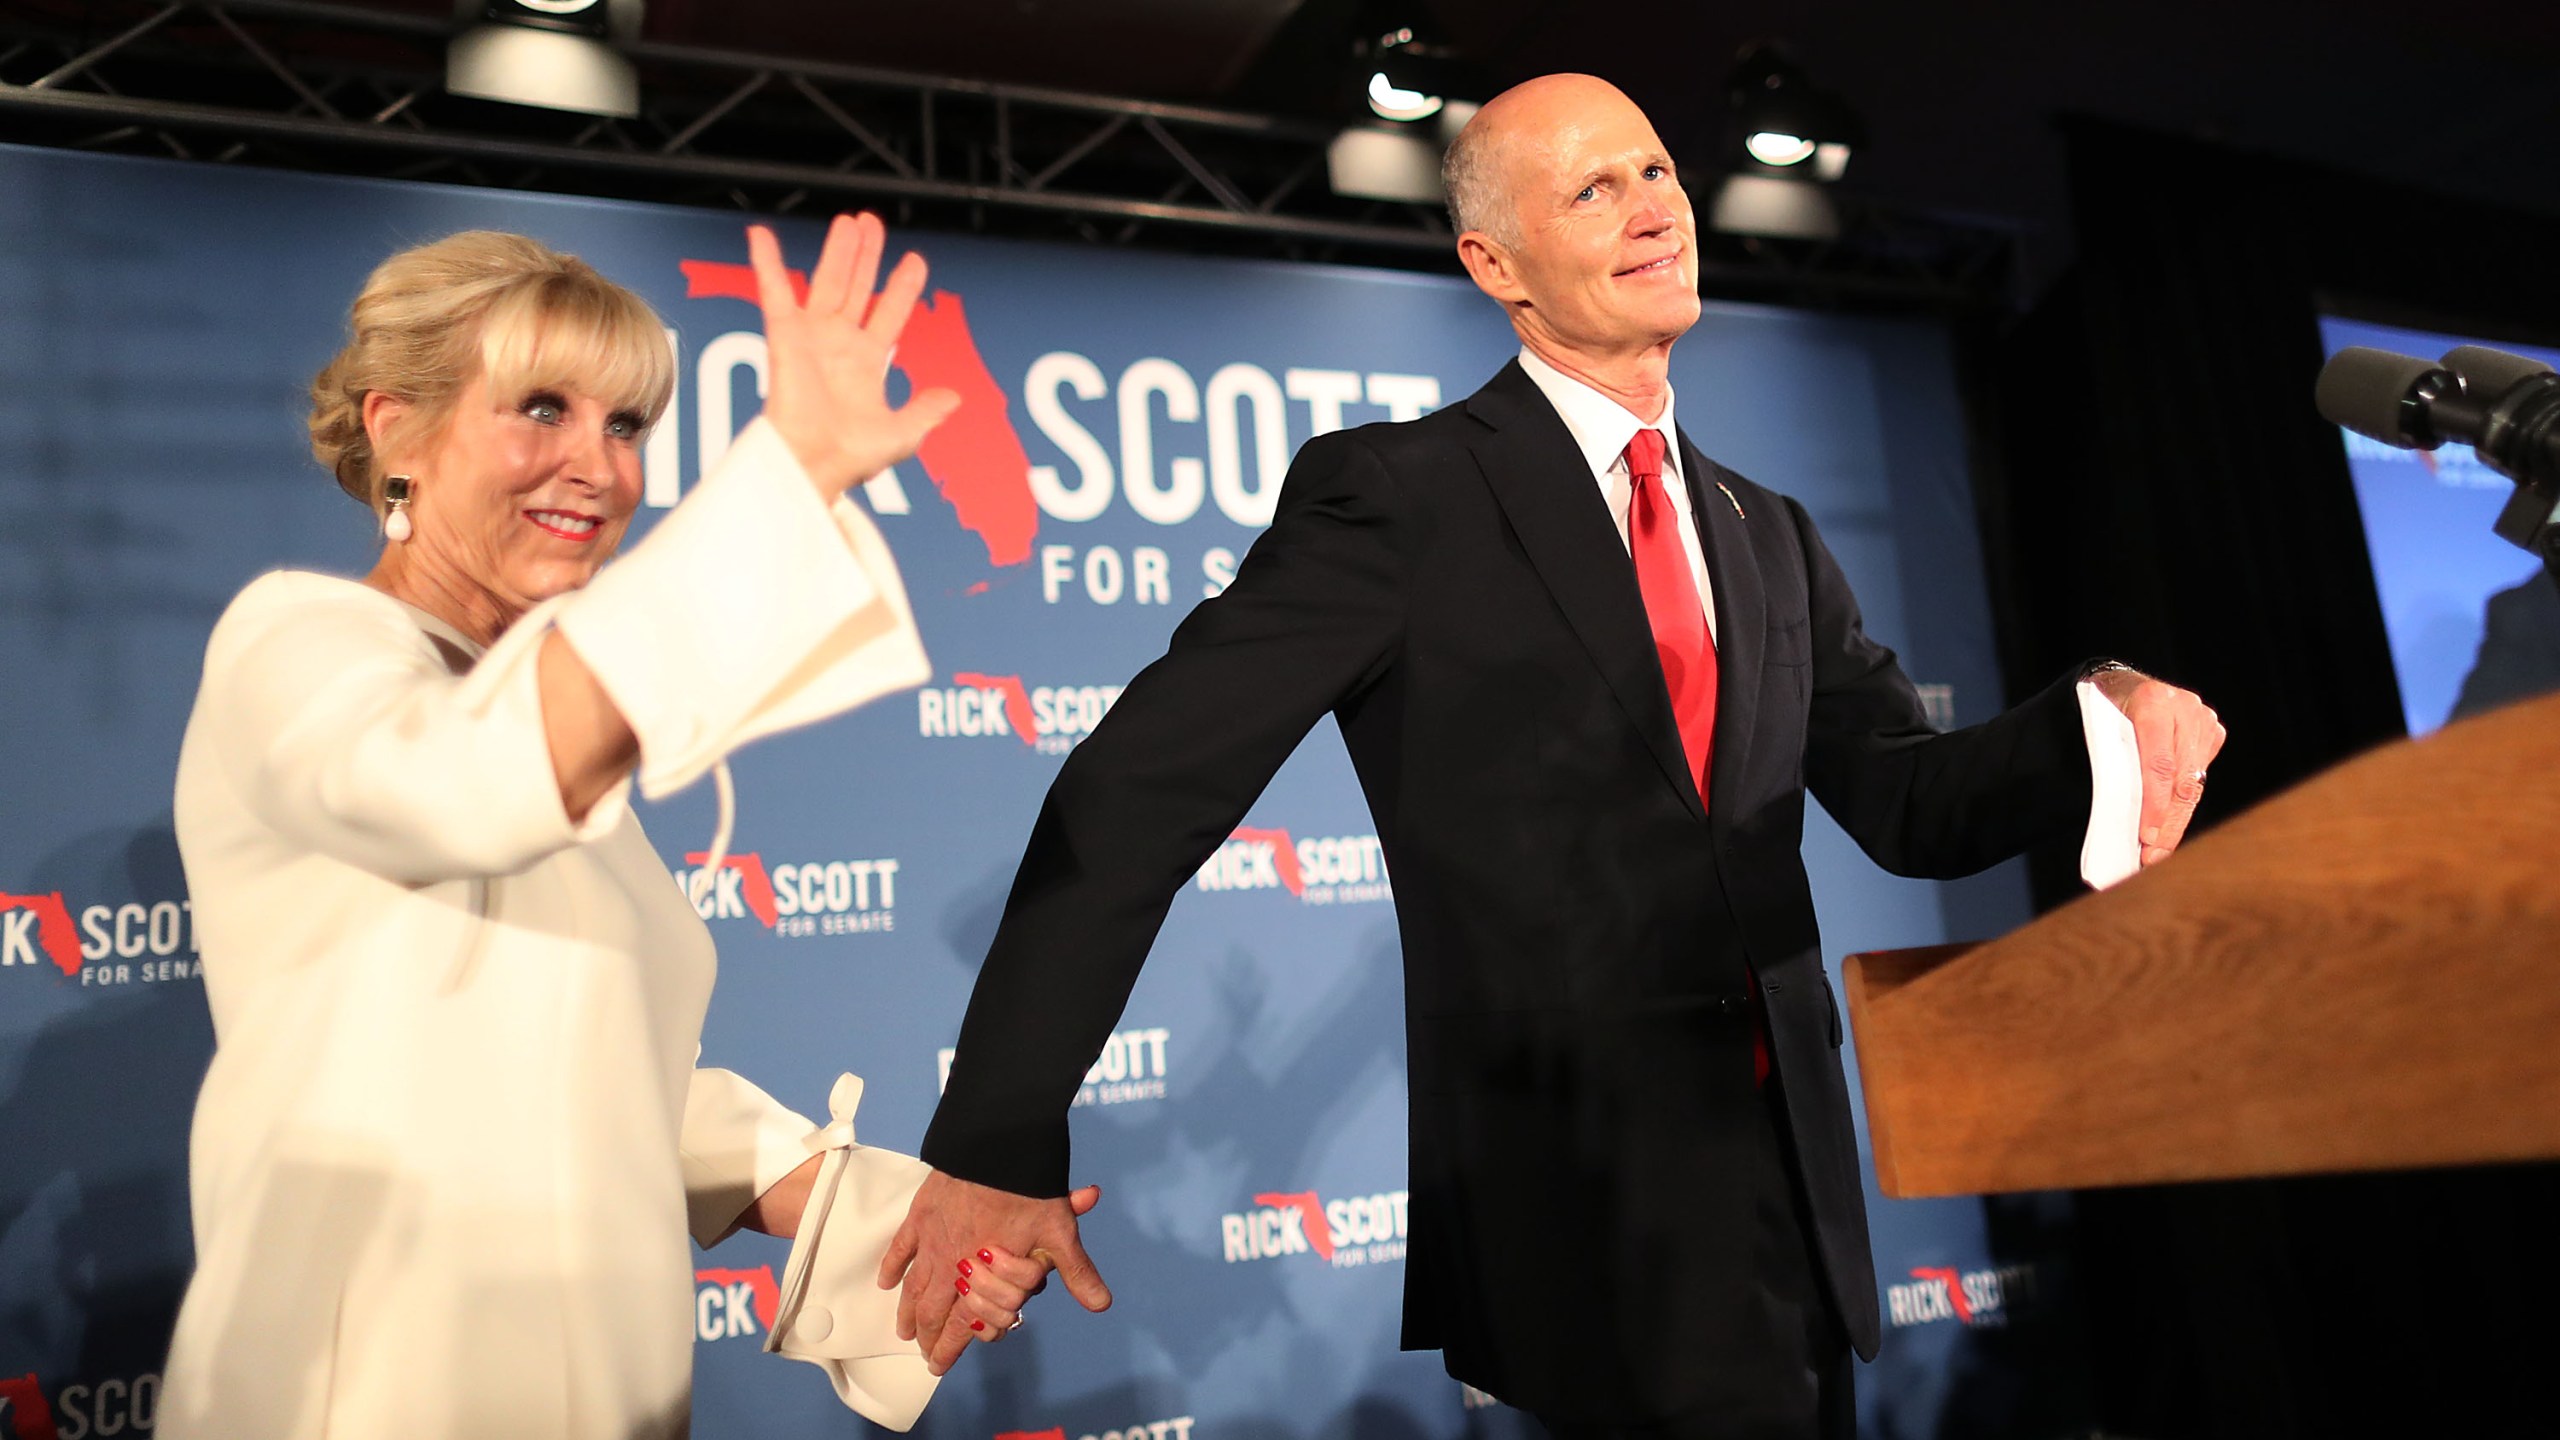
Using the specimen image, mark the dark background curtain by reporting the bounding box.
[1976,119,2560,1439]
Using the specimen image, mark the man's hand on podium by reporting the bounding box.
[2090,666,2226,867]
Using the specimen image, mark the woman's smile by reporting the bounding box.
[524,507,605,543]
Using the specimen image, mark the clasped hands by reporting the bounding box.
[740,1155,1103,1375]
[870,1170,1113,1375]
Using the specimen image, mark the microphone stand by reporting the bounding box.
[2425,354,2560,586]
[2490,475,2560,587]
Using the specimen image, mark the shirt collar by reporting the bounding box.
[1515,345,1681,481]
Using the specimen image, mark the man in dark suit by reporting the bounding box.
[880,73,2225,1439]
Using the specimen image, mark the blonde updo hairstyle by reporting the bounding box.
[309,231,675,518]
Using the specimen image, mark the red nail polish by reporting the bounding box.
[969,1319,985,1331]
[958,1259,973,1277]
[956,1278,971,1295]
[978,1248,995,1265]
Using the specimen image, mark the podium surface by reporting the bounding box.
[1844,690,2560,1198]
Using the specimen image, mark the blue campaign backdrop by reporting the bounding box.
[0,142,2088,1440]
[2317,314,2560,737]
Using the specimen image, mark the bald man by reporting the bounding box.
[886,74,2222,1440]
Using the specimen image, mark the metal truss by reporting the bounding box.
[0,0,2019,304]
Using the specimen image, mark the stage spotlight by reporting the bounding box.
[1331,24,1479,205]
[448,0,642,118]
[1727,42,1860,182]
[1367,70,1442,124]
[1362,26,1468,124]
[1710,42,1857,240]
[1743,132,1816,168]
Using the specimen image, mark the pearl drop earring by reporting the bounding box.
[382,475,414,543]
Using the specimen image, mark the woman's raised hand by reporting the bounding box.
[746,212,961,498]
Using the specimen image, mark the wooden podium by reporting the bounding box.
[1843,690,2560,1198]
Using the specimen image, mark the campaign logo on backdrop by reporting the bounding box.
[1222,1187,1409,1268]
[1884,1262,2041,1329]
[674,262,1039,568]
[915,674,1123,755]
[664,257,1450,610]
[1193,826,1390,906]
[0,1372,54,1440]
[996,1415,1196,1440]
[938,1025,1169,1109]
[2,887,201,988]
[0,1370,160,1440]
[0,893,81,979]
[695,1265,780,1342]
[669,850,899,938]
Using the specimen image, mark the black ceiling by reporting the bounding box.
[21,0,2560,299]
[618,0,2560,289]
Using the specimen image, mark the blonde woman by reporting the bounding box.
[158,214,1060,1440]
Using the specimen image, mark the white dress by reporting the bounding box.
[160,419,938,1440]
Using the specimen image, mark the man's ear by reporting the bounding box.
[1457,231,1529,307]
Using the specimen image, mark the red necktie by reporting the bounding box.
[1625,429,1717,796]
[1624,430,1765,1085]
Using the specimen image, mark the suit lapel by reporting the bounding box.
[1464,363,1707,823]
[1681,434,1764,824]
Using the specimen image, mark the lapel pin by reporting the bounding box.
[1716,481,1746,520]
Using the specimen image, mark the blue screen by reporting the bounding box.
[2318,314,2560,735]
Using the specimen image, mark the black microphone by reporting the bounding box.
[2314,346,2472,449]
[2443,343,2556,398]
[2316,343,2560,562]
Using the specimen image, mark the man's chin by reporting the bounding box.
[1607,293,1701,349]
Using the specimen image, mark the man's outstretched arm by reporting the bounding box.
[880,431,1412,1372]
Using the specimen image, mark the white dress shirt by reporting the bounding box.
[1517,345,1719,644]
[161,418,941,1440]
[1514,347,2143,888]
